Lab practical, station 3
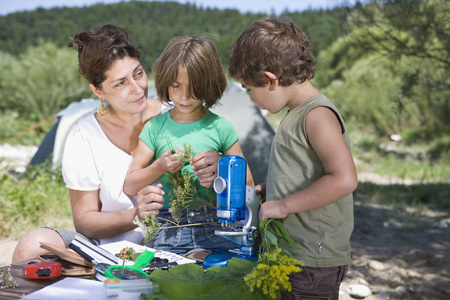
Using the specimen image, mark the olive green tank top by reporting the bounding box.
[266,94,353,267]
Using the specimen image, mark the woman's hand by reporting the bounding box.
[135,183,165,220]
[190,150,220,188]
[159,149,183,173]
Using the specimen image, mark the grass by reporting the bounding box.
[350,129,450,183]
[0,163,73,239]
[0,110,53,146]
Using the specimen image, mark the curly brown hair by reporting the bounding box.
[68,25,142,89]
[229,17,316,87]
[152,36,227,109]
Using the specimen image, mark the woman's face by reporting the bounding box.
[95,56,148,114]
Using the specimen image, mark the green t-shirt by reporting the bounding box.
[139,110,239,208]
[266,94,354,267]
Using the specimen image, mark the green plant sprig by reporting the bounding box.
[134,214,219,244]
[259,218,299,254]
[167,142,215,222]
[135,142,216,243]
[0,267,17,289]
[244,218,303,299]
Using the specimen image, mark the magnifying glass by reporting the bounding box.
[104,250,155,280]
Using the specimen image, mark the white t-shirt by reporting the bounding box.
[62,104,172,245]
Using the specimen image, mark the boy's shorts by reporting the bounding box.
[44,227,99,248]
[281,265,348,300]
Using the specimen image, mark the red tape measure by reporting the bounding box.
[25,261,62,279]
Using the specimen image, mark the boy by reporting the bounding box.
[229,17,358,299]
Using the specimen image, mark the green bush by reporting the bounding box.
[0,41,92,122]
[0,110,54,145]
[0,164,72,239]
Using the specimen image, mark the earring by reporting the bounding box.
[97,98,108,117]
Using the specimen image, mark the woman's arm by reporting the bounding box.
[70,189,137,239]
[70,184,165,240]
[224,141,255,186]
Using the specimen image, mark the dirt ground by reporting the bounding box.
[340,197,450,300]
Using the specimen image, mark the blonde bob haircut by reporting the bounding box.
[152,36,227,109]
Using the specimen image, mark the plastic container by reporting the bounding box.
[103,278,161,299]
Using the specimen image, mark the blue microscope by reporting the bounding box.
[203,155,260,268]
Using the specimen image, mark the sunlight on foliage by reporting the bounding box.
[0,41,91,122]
[0,164,72,238]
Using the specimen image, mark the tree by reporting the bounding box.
[345,0,450,138]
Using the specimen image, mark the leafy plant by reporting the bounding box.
[0,111,53,146]
[0,41,91,122]
[166,142,215,221]
[133,213,162,243]
[134,142,216,243]
[244,219,303,299]
[150,258,267,300]
[0,267,17,289]
[148,218,303,299]
[0,163,72,238]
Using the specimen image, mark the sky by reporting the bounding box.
[0,0,357,16]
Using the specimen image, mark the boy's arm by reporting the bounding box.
[224,141,255,186]
[259,106,357,220]
[123,139,182,196]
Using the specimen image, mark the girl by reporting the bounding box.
[124,36,254,255]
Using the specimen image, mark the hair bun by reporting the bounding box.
[68,35,83,52]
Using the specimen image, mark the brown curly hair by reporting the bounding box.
[229,17,316,87]
[68,24,142,89]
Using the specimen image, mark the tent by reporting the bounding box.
[29,81,275,184]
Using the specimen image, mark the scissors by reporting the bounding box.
[104,250,155,280]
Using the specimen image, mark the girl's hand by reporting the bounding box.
[135,183,165,220]
[190,150,220,188]
[159,149,183,173]
[254,182,267,198]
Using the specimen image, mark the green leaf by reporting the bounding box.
[150,258,271,300]
[263,230,278,249]
[271,219,299,250]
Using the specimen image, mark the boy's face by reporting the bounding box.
[237,79,285,114]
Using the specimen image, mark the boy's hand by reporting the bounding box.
[191,150,220,188]
[135,183,164,220]
[259,200,288,221]
[159,149,183,173]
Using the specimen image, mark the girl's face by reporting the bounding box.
[92,56,148,115]
[168,66,204,117]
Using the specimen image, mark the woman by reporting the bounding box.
[12,25,219,263]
